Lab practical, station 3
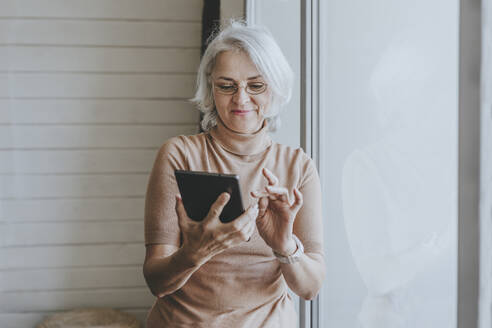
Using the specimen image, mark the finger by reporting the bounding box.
[262,168,279,186]
[245,221,256,242]
[290,188,303,212]
[265,185,290,204]
[225,203,258,231]
[231,220,256,243]
[175,195,190,229]
[258,197,269,218]
[204,192,230,223]
[220,212,257,247]
[253,189,288,203]
[251,190,269,198]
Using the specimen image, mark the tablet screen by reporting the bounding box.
[174,170,244,223]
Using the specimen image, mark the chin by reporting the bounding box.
[219,111,264,133]
[234,122,262,133]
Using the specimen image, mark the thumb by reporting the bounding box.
[290,188,303,213]
[204,192,230,223]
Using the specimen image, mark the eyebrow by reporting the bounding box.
[216,75,263,81]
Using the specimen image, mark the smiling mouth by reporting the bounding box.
[231,109,255,116]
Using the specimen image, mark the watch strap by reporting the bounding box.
[273,234,304,264]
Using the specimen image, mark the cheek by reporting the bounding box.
[213,95,228,113]
[257,95,271,115]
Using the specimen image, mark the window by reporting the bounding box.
[315,0,459,326]
[247,0,483,326]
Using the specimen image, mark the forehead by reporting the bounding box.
[212,50,261,80]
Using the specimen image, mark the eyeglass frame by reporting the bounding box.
[211,79,269,96]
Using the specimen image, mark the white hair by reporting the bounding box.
[191,20,294,132]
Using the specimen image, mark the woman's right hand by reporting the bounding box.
[175,192,259,266]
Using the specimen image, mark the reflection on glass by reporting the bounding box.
[341,41,455,328]
[318,1,458,327]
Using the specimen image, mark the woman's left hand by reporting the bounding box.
[251,168,303,256]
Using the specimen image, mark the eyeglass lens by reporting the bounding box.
[214,82,267,95]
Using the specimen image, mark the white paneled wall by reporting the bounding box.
[0,1,202,327]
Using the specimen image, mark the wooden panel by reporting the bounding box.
[0,198,145,221]
[0,244,143,269]
[0,0,202,20]
[0,73,196,98]
[0,266,146,291]
[0,20,201,47]
[0,99,199,124]
[0,174,148,198]
[0,288,154,312]
[0,0,202,321]
[0,125,198,149]
[0,310,149,328]
[0,46,200,72]
[0,149,157,174]
[1,220,144,246]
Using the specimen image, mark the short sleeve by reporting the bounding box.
[294,154,324,255]
[144,136,188,246]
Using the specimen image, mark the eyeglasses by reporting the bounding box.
[213,81,268,95]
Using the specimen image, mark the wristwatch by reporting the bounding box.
[273,234,304,264]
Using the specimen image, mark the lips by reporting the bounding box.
[231,109,254,116]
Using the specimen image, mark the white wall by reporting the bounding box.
[0,1,201,326]
[221,0,245,23]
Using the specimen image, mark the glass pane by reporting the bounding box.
[318,1,459,327]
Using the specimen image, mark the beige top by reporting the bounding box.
[144,120,323,328]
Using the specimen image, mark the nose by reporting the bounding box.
[232,86,250,105]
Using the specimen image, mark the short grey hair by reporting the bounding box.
[191,20,294,132]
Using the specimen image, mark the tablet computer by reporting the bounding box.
[174,170,244,223]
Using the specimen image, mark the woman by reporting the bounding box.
[143,21,325,328]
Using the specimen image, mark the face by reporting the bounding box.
[211,50,270,134]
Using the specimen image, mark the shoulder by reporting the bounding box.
[270,142,313,167]
[154,133,207,168]
[270,142,318,183]
[158,133,207,156]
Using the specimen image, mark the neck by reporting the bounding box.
[209,118,272,156]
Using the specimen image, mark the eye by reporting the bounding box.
[247,82,266,91]
[216,84,235,92]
